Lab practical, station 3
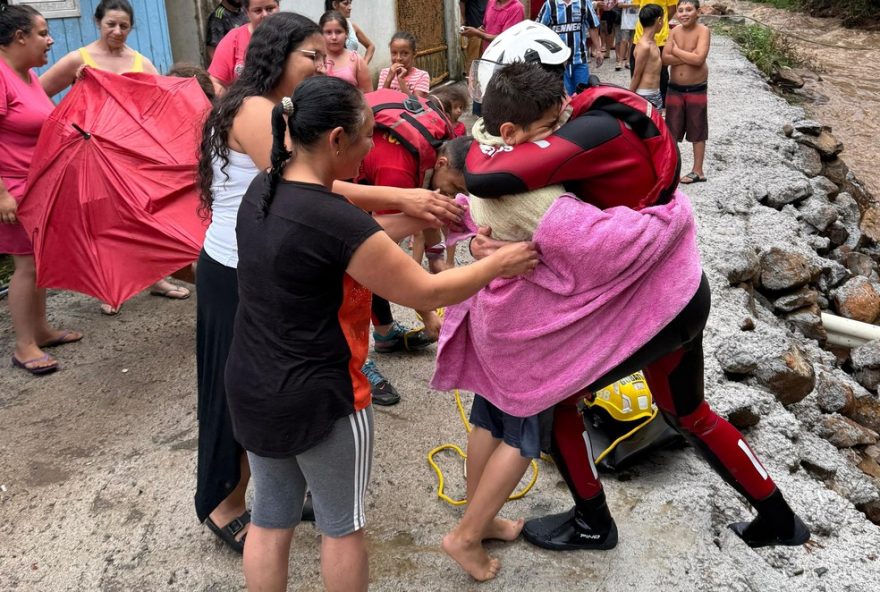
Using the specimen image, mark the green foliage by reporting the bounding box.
[749,0,880,26]
[716,22,802,77]
[748,0,802,10]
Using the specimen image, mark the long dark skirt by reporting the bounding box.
[195,249,243,522]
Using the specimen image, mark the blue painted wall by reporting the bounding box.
[37,0,173,76]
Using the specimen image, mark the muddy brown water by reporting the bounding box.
[734,1,880,198]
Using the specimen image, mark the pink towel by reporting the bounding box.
[431,190,702,416]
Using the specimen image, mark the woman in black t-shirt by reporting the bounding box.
[227,75,538,592]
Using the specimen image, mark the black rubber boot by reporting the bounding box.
[729,489,810,548]
[522,491,618,551]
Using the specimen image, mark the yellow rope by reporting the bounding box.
[592,404,658,465]
[427,389,540,506]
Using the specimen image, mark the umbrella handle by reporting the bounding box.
[71,124,91,140]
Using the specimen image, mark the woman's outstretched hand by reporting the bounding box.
[490,241,539,278]
[397,189,464,227]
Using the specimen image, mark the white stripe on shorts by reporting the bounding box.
[348,408,371,530]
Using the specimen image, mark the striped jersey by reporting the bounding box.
[537,0,600,65]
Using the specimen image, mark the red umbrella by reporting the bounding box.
[18,68,210,309]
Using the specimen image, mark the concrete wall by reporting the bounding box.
[164,0,209,66]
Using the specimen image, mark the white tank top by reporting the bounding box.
[345,18,359,51]
[203,148,260,268]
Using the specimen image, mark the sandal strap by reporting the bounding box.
[223,511,251,537]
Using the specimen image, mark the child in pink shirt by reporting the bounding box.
[480,0,525,51]
[378,31,430,97]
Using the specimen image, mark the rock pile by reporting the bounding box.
[714,118,880,525]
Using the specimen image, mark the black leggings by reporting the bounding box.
[371,295,394,327]
[551,274,779,506]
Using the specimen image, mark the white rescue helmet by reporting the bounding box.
[468,20,571,102]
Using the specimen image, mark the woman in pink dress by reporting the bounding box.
[320,10,371,92]
[0,4,82,375]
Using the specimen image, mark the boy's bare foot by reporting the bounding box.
[441,532,501,582]
[483,517,524,541]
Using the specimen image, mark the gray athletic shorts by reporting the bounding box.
[247,406,374,537]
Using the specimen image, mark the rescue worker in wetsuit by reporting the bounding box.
[465,20,810,550]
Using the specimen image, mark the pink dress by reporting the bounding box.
[377,66,430,95]
[0,59,54,255]
[326,50,360,86]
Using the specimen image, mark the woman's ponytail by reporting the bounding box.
[260,98,295,218]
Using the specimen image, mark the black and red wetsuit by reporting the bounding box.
[465,86,803,549]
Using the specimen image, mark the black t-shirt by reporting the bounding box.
[206,4,248,48]
[463,0,489,27]
[225,176,382,458]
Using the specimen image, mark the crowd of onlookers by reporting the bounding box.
[2,1,757,591]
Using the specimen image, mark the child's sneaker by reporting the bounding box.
[362,358,401,406]
[373,321,435,353]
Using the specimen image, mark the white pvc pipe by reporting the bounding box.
[825,331,870,348]
[821,313,880,343]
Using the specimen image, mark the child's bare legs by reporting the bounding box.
[243,525,294,592]
[442,429,530,581]
[322,530,369,592]
[415,228,445,339]
[692,140,706,179]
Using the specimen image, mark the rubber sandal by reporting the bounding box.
[680,171,707,184]
[39,330,83,349]
[11,354,59,376]
[149,284,191,300]
[205,510,250,554]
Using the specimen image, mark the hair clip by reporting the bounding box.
[281,96,295,117]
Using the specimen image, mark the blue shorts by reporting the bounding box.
[469,395,553,459]
[564,62,590,96]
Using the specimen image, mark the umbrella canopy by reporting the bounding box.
[18,69,211,308]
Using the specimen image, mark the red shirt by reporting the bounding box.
[357,131,420,215]
[208,24,251,86]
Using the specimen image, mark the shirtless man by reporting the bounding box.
[629,4,664,110]
[664,0,711,183]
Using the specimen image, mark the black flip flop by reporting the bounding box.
[205,510,250,554]
[680,171,707,184]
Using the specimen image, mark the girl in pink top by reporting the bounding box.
[0,5,82,375]
[378,31,430,97]
[207,0,279,91]
[321,10,372,92]
[461,0,525,52]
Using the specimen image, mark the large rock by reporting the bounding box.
[848,395,880,434]
[772,66,804,88]
[821,157,849,186]
[785,304,826,342]
[714,337,760,375]
[844,251,877,279]
[815,370,857,415]
[759,247,812,291]
[796,130,844,160]
[860,205,880,244]
[833,192,863,250]
[817,414,879,448]
[832,276,880,323]
[795,144,824,177]
[719,247,760,285]
[753,341,815,405]
[810,175,840,199]
[762,176,813,209]
[793,119,824,136]
[773,287,818,312]
[798,196,838,233]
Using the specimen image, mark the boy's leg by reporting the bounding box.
[322,530,368,592]
[244,452,308,591]
[465,426,502,501]
[563,63,576,96]
[442,441,531,581]
[692,141,706,179]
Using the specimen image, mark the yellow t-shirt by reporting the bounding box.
[632,0,679,47]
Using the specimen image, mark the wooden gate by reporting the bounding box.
[397,0,449,87]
